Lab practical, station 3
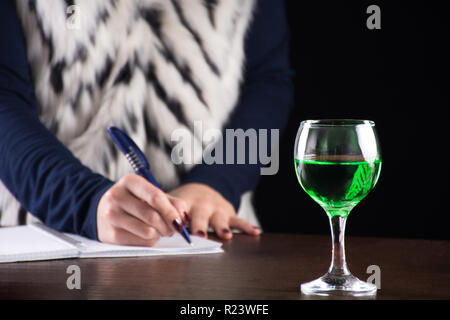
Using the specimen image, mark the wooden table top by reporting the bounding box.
[1,233,449,300]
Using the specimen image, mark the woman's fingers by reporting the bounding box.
[189,206,210,238]
[97,174,192,246]
[168,194,190,227]
[107,206,161,241]
[120,174,186,232]
[189,207,261,240]
[209,213,233,240]
[209,213,261,240]
[105,225,160,247]
[229,215,262,236]
[117,188,174,237]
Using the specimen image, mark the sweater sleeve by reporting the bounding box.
[0,0,114,239]
[181,0,294,210]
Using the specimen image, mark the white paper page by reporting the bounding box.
[65,233,224,258]
[0,226,78,263]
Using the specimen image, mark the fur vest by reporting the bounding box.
[0,0,259,227]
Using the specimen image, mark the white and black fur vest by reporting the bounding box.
[0,0,259,227]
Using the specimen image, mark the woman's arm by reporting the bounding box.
[0,0,115,239]
[0,0,185,244]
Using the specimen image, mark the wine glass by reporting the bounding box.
[294,119,382,296]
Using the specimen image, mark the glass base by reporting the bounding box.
[301,273,377,297]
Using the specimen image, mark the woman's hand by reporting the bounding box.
[97,174,188,246]
[169,183,261,240]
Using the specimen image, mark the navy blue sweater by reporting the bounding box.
[0,0,293,239]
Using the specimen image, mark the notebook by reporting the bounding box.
[0,223,223,263]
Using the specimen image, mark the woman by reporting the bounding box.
[0,0,293,246]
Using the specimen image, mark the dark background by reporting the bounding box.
[254,1,449,240]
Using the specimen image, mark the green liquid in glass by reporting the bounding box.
[295,157,382,217]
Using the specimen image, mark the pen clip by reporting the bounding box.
[108,126,150,170]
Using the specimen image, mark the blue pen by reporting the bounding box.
[107,126,192,245]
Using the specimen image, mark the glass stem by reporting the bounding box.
[327,215,350,276]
